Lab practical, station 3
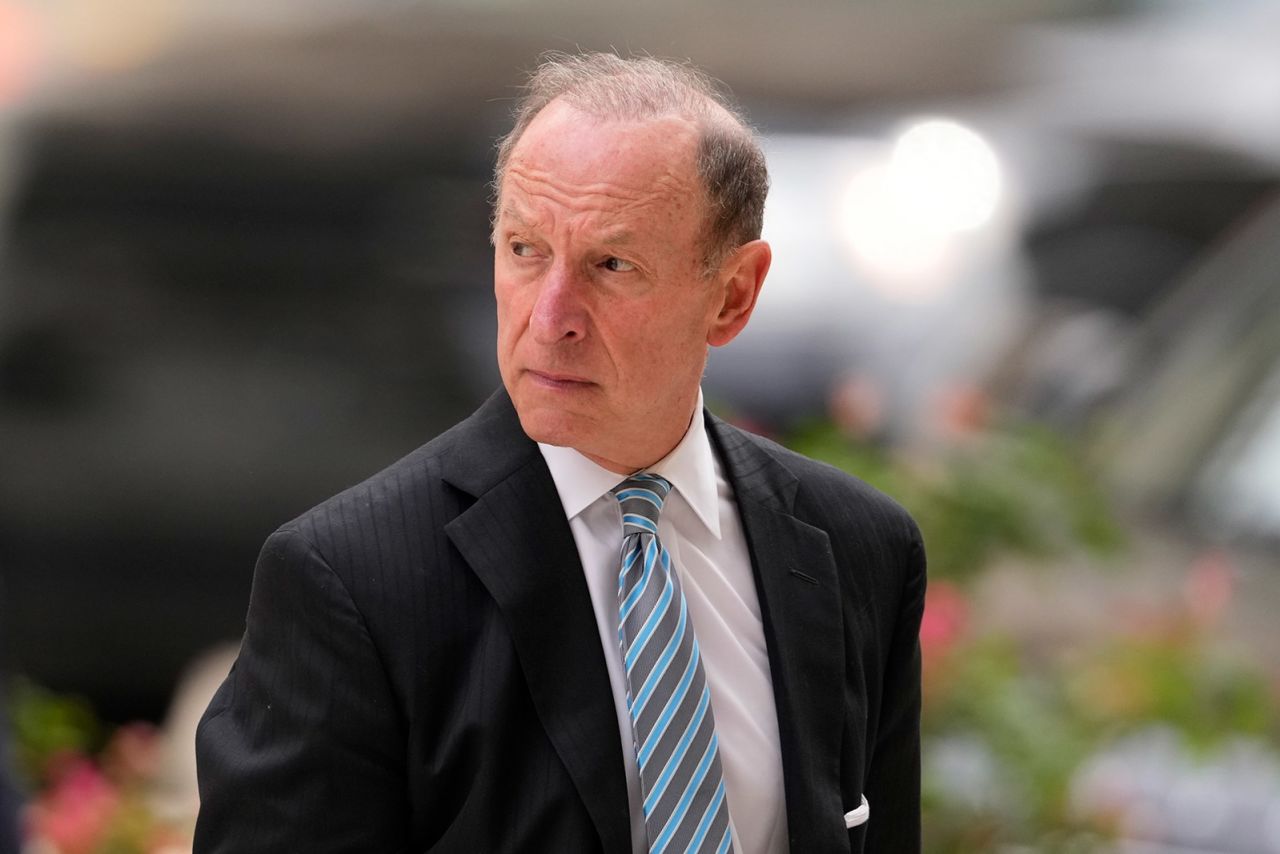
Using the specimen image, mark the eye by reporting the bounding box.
[510,241,538,258]
[601,256,636,273]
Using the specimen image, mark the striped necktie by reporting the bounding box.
[612,473,734,854]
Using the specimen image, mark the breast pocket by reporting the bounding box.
[844,794,870,853]
[843,795,869,828]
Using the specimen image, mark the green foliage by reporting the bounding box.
[9,683,188,852]
[9,678,103,788]
[921,626,1280,852]
[1069,632,1279,751]
[787,419,1124,582]
[787,416,1279,851]
[923,637,1107,850]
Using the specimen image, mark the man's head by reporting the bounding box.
[494,53,769,273]
[492,52,772,473]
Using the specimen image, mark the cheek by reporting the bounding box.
[494,299,525,375]
[494,281,529,336]
[652,321,713,385]
[610,318,692,382]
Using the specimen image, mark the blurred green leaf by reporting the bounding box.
[787,418,1125,583]
[9,677,103,788]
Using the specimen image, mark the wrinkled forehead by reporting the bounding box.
[501,100,703,204]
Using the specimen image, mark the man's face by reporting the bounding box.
[494,100,728,473]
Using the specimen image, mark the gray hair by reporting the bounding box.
[492,51,769,273]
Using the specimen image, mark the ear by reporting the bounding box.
[707,239,771,347]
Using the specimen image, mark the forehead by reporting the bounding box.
[499,101,702,230]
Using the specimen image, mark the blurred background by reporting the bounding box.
[1,0,1278,851]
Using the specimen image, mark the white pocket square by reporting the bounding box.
[844,795,870,829]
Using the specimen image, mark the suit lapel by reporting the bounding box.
[708,414,849,852]
[441,392,631,853]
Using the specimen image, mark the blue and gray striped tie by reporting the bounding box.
[612,473,734,854]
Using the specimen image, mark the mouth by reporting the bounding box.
[526,369,595,390]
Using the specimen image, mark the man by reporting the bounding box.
[195,52,925,853]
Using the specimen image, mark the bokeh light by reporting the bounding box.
[839,118,1002,300]
[0,1,41,107]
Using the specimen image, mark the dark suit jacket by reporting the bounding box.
[194,389,926,853]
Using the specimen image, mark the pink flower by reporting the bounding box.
[1184,549,1234,628]
[931,383,991,441]
[104,721,161,784]
[26,757,120,854]
[920,580,969,661]
[829,375,885,440]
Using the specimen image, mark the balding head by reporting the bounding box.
[493,52,769,273]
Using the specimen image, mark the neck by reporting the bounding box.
[582,396,702,474]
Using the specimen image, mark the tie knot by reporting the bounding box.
[611,473,671,536]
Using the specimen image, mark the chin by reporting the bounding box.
[512,403,587,449]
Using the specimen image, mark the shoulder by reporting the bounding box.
[290,391,529,527]
[714,418,922,553]
[275,397,517,566]
[713,416,926,629]
[282,434,449,542]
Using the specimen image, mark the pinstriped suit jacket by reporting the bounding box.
[194,389,925,853]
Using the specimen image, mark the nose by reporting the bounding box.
[530,261,587,345]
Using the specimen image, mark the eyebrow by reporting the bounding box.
[601,230,636,246]
[500,207,535,229]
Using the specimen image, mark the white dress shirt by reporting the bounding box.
[538,391,789,854]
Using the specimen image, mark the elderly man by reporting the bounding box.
[195,53,925,853]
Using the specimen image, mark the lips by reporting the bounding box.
[527,369,595,389]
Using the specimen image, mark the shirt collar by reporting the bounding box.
[537,388,722,539]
